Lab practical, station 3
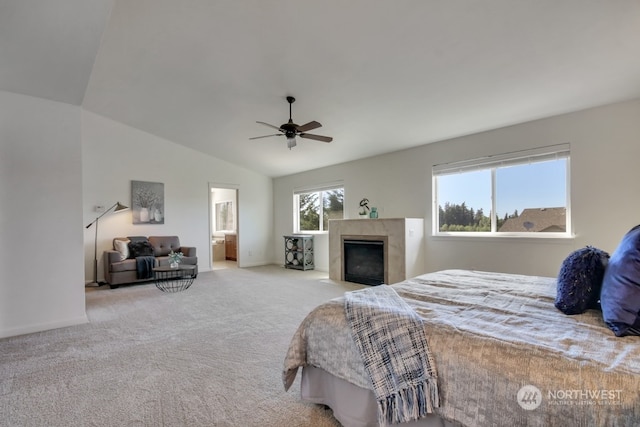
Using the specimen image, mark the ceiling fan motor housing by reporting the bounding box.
[281,121,298,138]
[250,95,332,145]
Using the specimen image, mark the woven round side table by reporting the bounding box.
[152,265,197,292]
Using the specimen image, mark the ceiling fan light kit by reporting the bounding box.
[250,96,333,150]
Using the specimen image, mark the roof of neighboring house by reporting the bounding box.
[498,207,566,232]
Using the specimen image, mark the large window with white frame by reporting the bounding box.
[432,144,571,236]
[294,185,344,232]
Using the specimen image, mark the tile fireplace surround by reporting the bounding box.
[329,218,425,285]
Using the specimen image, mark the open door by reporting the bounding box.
[209,184,238,271]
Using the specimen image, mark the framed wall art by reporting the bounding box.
[131,180,164,224]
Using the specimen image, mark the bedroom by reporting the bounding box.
[1,1,640,425]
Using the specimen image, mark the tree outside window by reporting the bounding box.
[296,187,344,232]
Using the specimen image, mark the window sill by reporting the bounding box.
[431,232,575,242]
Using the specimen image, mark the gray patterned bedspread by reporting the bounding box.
[283,269,640,426]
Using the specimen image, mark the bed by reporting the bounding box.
[283,269,640,427]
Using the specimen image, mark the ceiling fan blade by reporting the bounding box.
[296,121,322,133]
[249,134,283,140]
[256,121,283,131]
[299,133,333,143]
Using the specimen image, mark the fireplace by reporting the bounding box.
[343,238,385,285]
[329,218,424,285]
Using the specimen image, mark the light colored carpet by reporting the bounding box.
[0,265,364,426]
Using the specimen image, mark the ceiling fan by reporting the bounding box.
[250,96,333,149]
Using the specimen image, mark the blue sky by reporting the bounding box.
[437,159,567,218]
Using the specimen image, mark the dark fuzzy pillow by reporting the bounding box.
[128,240,154,258]
[555,246,609,315]
[601,225,640,337]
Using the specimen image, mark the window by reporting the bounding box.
[294,185,344,232]
[215,201,235,232]
[433,144,570,236]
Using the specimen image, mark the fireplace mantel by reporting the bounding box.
[328,218,424,285]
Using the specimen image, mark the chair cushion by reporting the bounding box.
[110,259,137,273]
[149,236,181,256]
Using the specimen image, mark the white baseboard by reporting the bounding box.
[0,315,89,339]
[237,260,272,268]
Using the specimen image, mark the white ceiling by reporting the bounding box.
[2,1,640,177]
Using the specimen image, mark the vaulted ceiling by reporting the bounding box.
[2,1,640,177]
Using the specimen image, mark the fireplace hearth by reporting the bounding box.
[343,239,385,285]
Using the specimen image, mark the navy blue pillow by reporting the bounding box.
[600,225,640,337]
[555,246,609,315]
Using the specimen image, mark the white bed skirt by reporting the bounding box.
[301,366,455,427]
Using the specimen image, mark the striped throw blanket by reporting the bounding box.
[344,285,439,425]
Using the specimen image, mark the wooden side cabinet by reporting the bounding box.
[283,235,314,270]
[225,234,237,261]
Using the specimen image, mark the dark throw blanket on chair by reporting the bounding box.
[136,256,155,279]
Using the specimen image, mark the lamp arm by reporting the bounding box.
[85,202,120,229]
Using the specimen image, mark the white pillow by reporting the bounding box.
[114,239,130,261]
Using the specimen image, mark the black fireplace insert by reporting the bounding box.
[343,239,384,285]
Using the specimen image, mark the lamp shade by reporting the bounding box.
[114,202,128,212]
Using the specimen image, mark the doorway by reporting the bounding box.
[209,184,238,271]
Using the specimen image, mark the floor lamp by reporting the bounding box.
[85,202,129,286]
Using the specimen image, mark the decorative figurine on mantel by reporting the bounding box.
[359,198,370,218]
